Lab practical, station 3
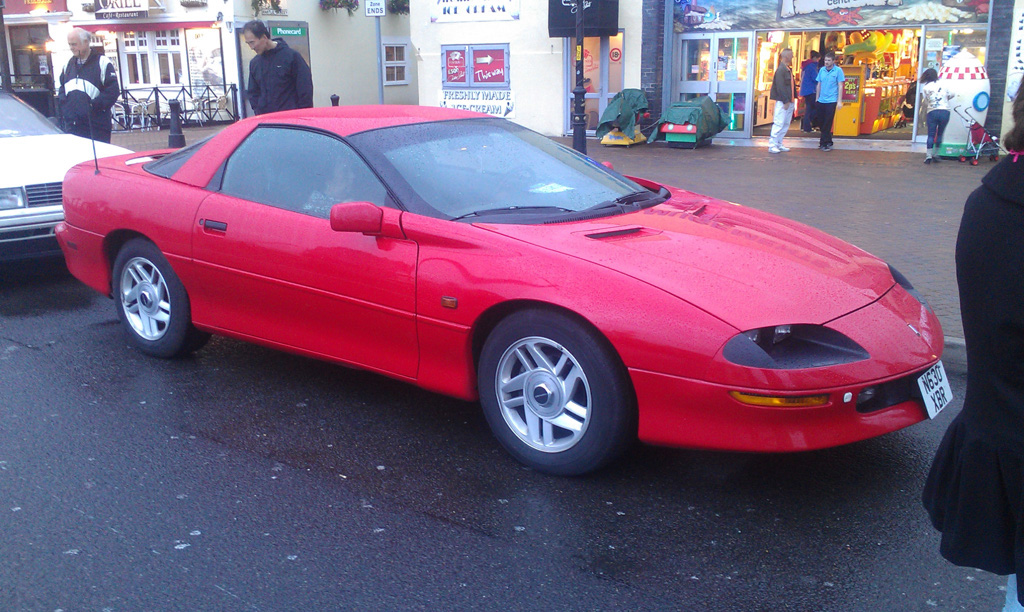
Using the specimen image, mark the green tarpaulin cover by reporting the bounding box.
[594,89,649,140]
[648,97,729,144]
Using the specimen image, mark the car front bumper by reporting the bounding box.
[0,206,63,262]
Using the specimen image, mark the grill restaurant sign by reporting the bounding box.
[96,0,148,19]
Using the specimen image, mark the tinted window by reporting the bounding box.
[144,136,213,178]
[220,126,388,218]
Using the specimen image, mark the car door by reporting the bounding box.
[190,126,418,378]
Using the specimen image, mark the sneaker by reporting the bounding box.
[768,146,781,154]
[924,157,933,164]
[779,146,791,152]
[822,145,833,152]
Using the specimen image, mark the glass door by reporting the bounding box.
[675,32,753,137]
[565,33,625,133]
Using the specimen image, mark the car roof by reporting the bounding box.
[240,105,489,136]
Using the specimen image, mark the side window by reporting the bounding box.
[220,127,388,218]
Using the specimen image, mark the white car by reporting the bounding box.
[0,92,130,262]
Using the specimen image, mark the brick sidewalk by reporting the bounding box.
[115,126,973,354]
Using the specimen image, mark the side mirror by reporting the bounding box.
[330,201,383,235]
[601,161,614,171]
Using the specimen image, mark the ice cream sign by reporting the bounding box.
[779,0,902,20]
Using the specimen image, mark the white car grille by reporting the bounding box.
[26,182,63,208]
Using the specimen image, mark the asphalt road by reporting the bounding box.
[0,259,1006,611]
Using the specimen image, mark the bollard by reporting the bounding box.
[331,94,340,107]
[167,99,186,148]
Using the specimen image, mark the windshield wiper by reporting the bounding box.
[616,190,656,205]
[450,205,573,222]
[584,189,665,214]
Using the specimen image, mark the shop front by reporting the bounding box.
[671,0,991,143]
[1,0,70,116]
[73,19,237,128]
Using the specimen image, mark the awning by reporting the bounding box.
[78,21,215,32]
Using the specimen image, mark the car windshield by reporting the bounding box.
[349,118,661,221]
[0,94,63,138]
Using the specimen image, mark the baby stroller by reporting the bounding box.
[952,106,1002,166]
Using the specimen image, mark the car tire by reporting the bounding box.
[478,309,636,476]
[112,238,209,358]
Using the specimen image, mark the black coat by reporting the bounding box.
[58,52,120,142]
[923,155,1024,601]
[247,39,314,115]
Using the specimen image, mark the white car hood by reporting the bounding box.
[0,134,130,188]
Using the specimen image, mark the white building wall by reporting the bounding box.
[410,0,643,136]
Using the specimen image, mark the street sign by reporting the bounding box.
[365,0,385,16]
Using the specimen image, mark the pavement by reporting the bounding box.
[112,124,976,372]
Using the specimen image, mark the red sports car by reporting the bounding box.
[56,106,950,475]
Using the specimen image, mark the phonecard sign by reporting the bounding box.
[472,48,506,85]
[445,48,468,85]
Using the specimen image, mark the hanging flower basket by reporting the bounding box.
[386,0,408,14]
[180,0,208,6]
[81,2,96,11]
[320,0,358,13]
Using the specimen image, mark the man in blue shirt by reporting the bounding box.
[815,50,845,152]
[799,50,820,132]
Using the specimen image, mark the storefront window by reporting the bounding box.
[119,30,184,87]
[8,25,52,89]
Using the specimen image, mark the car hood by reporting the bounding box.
[477,188,896,331]
[0,134,130,188]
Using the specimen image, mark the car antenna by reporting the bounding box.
[85,109,100,175]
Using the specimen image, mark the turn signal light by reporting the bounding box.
[729,391,830,407]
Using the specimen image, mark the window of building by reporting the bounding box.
[441,44,510,88]
[118,29,185,87]
[383,43,408,86]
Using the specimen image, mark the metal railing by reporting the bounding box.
[112,84,239,131]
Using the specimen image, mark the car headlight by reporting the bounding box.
[722,324,869,369]
[888,264,931,311]
[0,187,27,210]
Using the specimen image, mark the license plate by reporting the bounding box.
[917,361,953,419]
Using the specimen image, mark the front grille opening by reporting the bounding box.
[0,227,56,243]
[26,182,63,208]
[855,371,925,414]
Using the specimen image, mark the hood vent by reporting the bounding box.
[585,226,646,240]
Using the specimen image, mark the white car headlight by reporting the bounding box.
[0,187,27,210]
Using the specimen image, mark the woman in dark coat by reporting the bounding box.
[923,86,1024,610]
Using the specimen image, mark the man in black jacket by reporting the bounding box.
[58,28,120,143]
[243,21,314,115]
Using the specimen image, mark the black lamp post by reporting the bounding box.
[0,3,14,93]
[570,0,587,154]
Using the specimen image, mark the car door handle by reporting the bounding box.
[201,219,228,232]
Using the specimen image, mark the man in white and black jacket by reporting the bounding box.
[58,28,120,143]
[242,20,314,116]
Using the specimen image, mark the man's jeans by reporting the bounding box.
[769,101,794,148]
